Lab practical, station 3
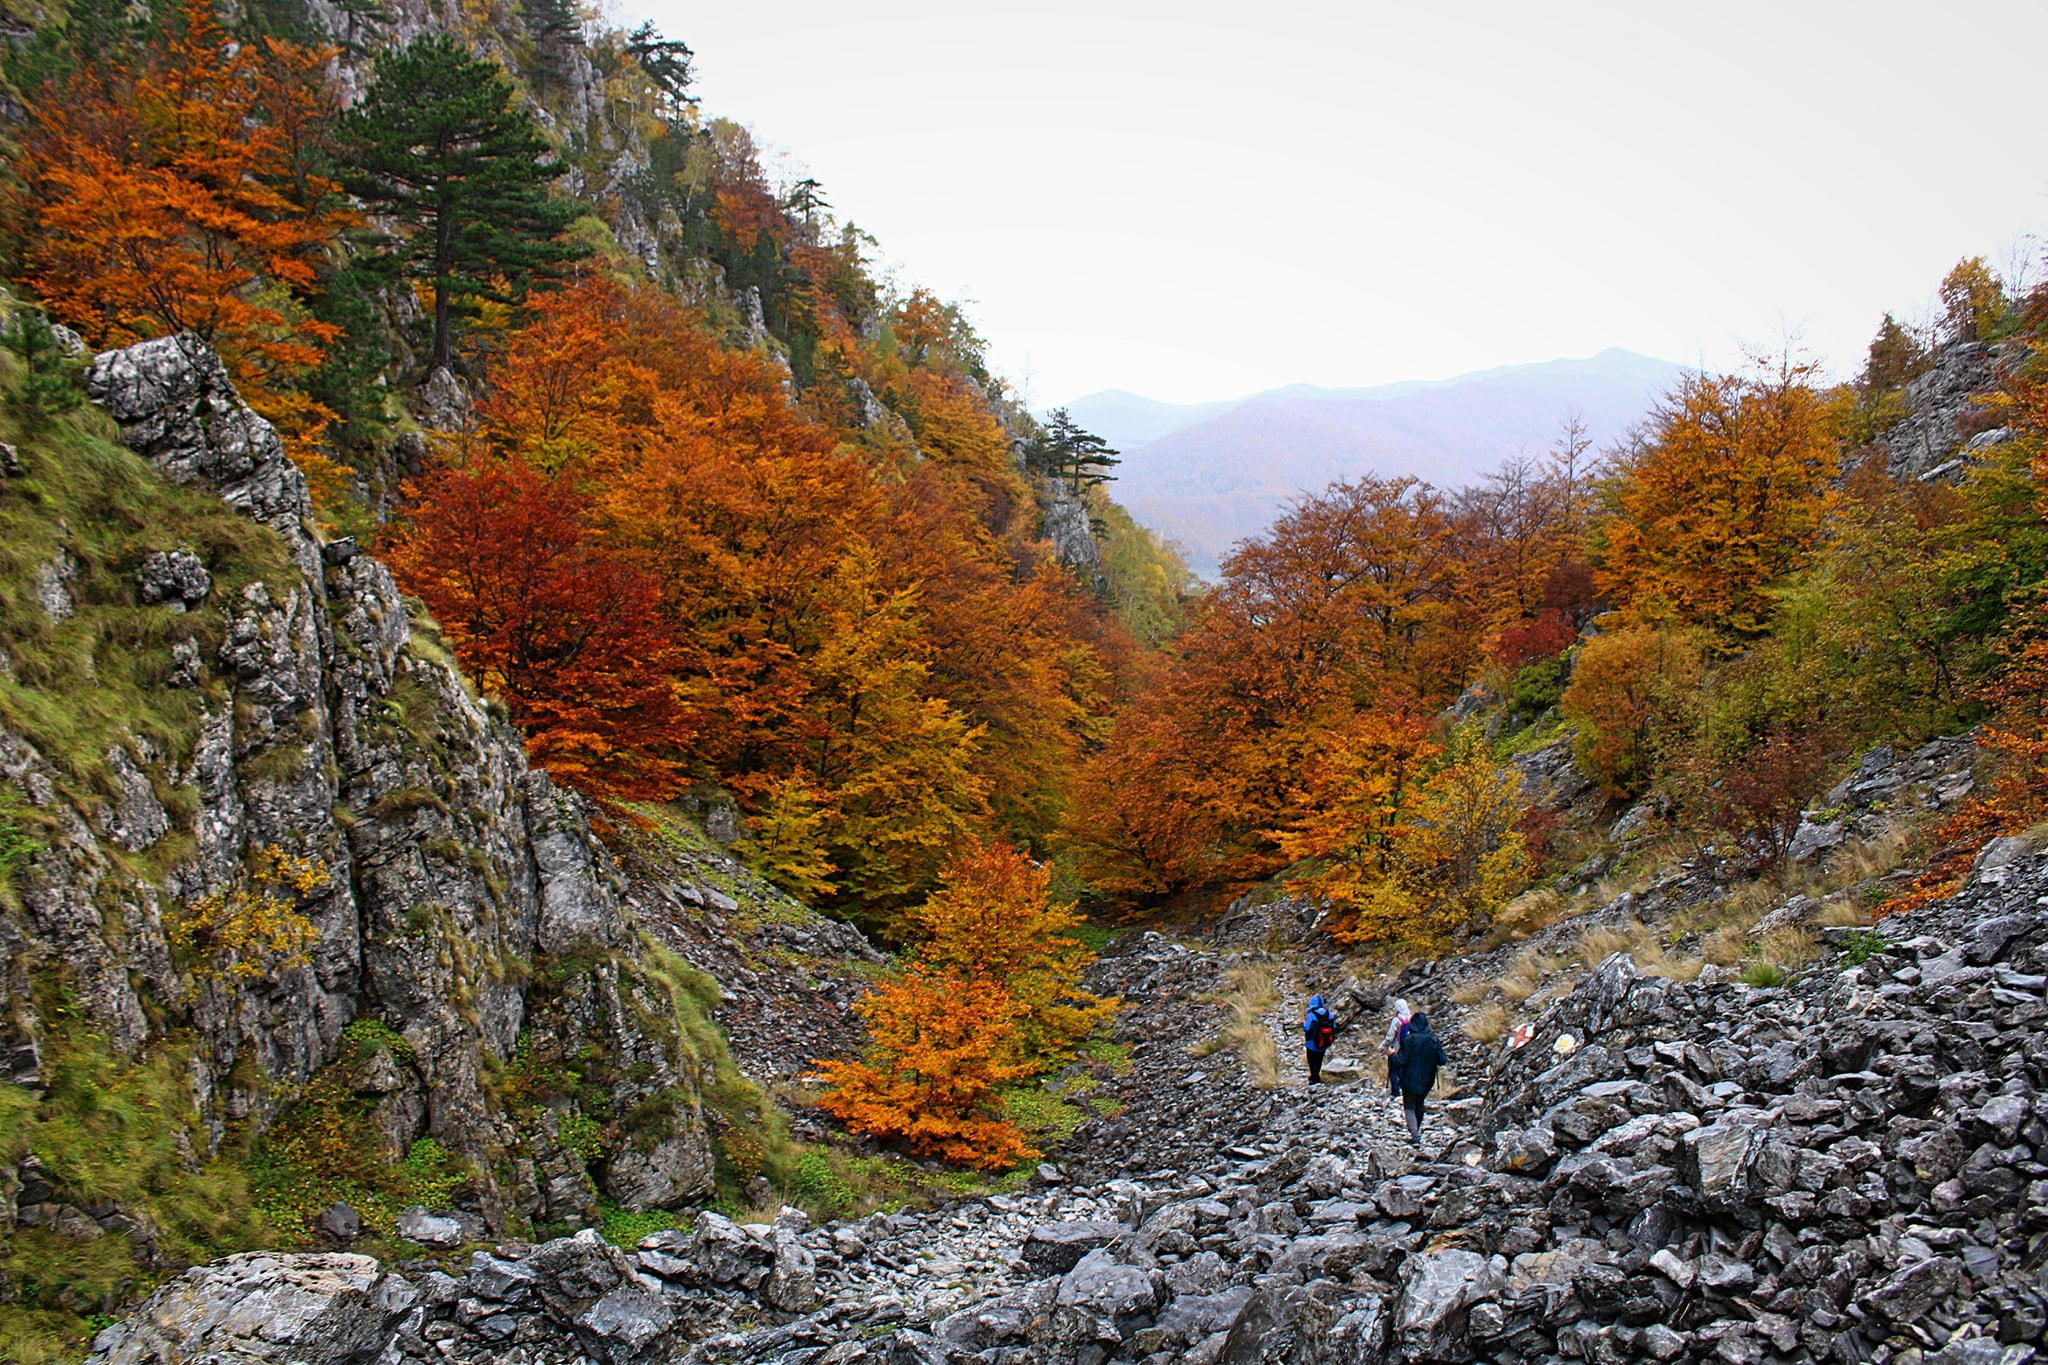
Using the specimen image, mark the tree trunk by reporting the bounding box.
[431,192,455,371]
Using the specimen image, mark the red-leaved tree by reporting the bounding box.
[388,453,688,800]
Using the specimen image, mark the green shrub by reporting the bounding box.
[789,1150,855,1220]
[1839,929,1886,966]
[557,1111,606,1161]
[999,1086,1083,1151]
[341,1017,416,1067]
[1508,655,1565,724]
[1078,1038,1133,1075]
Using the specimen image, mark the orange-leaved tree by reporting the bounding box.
[1598,364,1838,639]
[813,969,1038,1169]
[387,451,688,801]
[1064,475,1468,899]
[14,0,352,454]
[907,839,1114,1068]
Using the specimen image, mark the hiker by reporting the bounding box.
[1393,1012,1448,1146]
[1382,997,1412,1098]
[1302,994,1337,1084]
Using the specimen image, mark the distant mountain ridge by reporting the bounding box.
[1057,349,1687,576]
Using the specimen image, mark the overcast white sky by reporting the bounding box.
[616,0,2048,407]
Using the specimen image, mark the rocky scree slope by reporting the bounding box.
[84,833,2048,1365]
[0,333,879,1266]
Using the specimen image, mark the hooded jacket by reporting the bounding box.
[1395,1014,1447,1095]
[1383,998,1412,1054]
[1302,995,1336,1052]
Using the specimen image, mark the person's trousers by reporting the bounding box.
[1387,1055,1399,1096]
[1403,1090,1427,1142]
[1306,1049,1324,1084]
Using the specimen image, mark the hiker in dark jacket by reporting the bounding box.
[1392,1013,1447,1145]
[1302,994,1337,1085]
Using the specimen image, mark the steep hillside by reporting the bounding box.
[0,331,894,1358]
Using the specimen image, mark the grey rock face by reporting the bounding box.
[85,1252,408,1365]
[1040,481,1103,589]
[136,549,212,610]
[35,550,78,619]
[1876,340,2026,482]
[1395,1248,1502,1349]
[7,335,861,1244]
[87,335,319,574]
[1020,1219,1123,1275]
[1788,734,1977,867]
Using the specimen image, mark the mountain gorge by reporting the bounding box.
[2,2,2048,1364]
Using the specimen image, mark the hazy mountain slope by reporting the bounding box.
[1090,349,1686,575]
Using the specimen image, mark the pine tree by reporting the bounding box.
[339,35,583,372]
[1028,408,1121,492]
[624,21,697,120]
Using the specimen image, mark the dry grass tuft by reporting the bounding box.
[1634,939,1704,981]
[1463,1001,1509,1044]
[1497,947,1558,1002]
[1703,924,1747,966]
[1754,925,1819,971]
[1497,887,1563,930]
[1590,868,1650,907]
[1572,924,1636,966]
[1815,898,1868,928]
[1218,964,1283,1087]
[1450,978,1492,1006]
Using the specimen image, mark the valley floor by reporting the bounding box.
[83,832,2048,1365]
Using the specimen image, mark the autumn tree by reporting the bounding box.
[1863,312,1928,391]
[1270,711,1438,923]
[1559,625,1705,797]
[1938,257,2005,344]
[1598,364,1839,639]
[340,35,583,371]
[1715,723,1834,861]
[1067,474,1469,896]
[1274,721,1526,948]
[813,970,1037,1169]
[13,0,351,449]
[387,451,687,801]
[906,840,1114,1068]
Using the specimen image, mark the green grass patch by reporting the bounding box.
[600,1203,682,1247]
[1739,962,1787,988]
[1000,1085,1085,1149]
[1839,929,1886,966]
[1068,921,1116,954]
[0,350,295,803]
[0,991,265,1362]
[1079,1038,1134,1076]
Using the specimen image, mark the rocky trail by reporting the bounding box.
[87,833,2048,1365]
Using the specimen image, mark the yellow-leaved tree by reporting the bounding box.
[907,839,1115,1068]
[1598,364,1838,640]
[1275,721,1526,948]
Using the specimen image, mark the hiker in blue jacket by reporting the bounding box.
[1301,995,1337,1085]
[1392,1012,1447,1145]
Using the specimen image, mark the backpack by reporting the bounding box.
[1307,1009,1335,1052]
